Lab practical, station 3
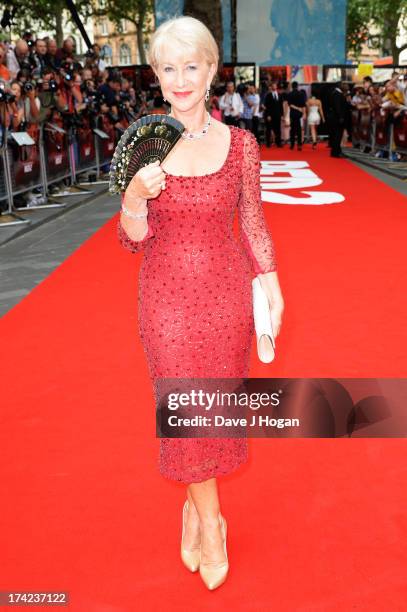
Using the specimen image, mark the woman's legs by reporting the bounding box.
[310,124,317,144]
[183,477,227,563]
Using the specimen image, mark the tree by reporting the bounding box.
[347,0,407,63]
[95,0,154,65]
[9,0,93,47]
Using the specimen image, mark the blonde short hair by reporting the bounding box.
[147,16,219,83]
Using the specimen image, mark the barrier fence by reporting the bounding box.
[2,107,406,231]
[351,107,407,157]
[0,114,118,229]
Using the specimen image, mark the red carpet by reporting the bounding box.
[1,143,406,610]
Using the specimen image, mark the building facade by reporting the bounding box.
[93,17,144,66]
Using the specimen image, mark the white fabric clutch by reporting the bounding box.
[252,276,275,363]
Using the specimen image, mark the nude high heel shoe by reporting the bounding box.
[199,514,229,590]
[180,500,200,572]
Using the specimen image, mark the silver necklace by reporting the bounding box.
[176,111,211,140]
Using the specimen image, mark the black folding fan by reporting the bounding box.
[109,114,185,194]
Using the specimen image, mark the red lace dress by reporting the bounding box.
[117,126,277,483]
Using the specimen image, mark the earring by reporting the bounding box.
[205,87,210,101]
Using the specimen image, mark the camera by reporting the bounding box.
[19,56,36,72]
[0,89,16,103]
[23,80,36,93]
[63,71,74,84]
[83,92,99,114]
[48,79,58,92]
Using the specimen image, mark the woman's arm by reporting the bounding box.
[319,100,325,122]
[27,91,40,121]
[13,105,24,129]
[238,130,277,274]
[117,192,155,253]
[238,131,284,335]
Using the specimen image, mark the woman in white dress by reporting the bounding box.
[306,94,325,149]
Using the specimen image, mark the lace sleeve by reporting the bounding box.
[117,193,155,253]
[238,130,277,274]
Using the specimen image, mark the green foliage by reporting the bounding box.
[11,0,92,35]
[347,0,407,62]
[8,0,154,62]
[102,0,154,29]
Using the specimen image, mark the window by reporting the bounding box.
[120,19,127,33]
[101,19,108,35]
[101,44,113,67]
[119,43,131,66]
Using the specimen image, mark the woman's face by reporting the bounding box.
[11,82,21,100]
[155,47,216,111]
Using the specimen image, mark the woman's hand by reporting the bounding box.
[258,272,284,339]
[126,159,166,202]
[269,293,284,340]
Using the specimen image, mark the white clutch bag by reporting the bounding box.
[252,276,275,363]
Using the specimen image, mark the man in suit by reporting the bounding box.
[286,81,306,150]
[263,81,283,147]
[328,82,348,157]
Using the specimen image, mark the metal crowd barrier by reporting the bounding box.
[351,107,407,157]
[0,115,116,229]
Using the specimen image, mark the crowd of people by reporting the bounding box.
[0,34,169,207]
[0,34,157,143]
[210,79,344,156]
[211,73,407,159]
[1,32,406,207]
[349,73,407,160]
[351,74,407,118]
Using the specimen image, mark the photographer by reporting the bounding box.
[57,65,84,114]
[79,76,102,129]
[44,39,58,71]
[6,40,30,80]
[55,38,81,72]
[98,73,121,108]
[116,78,137,126]
[36,68,66,122]
[0,82,19,137]
[10,78,40,131]
[31,39,48,79]
[135,89,148,118]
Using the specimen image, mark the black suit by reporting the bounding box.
[264,91,283,146]
[286,89,306,147]
[328,89,347,156]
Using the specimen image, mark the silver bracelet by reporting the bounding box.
[121,204,148,219]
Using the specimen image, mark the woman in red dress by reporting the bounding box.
[117,16,284,589]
